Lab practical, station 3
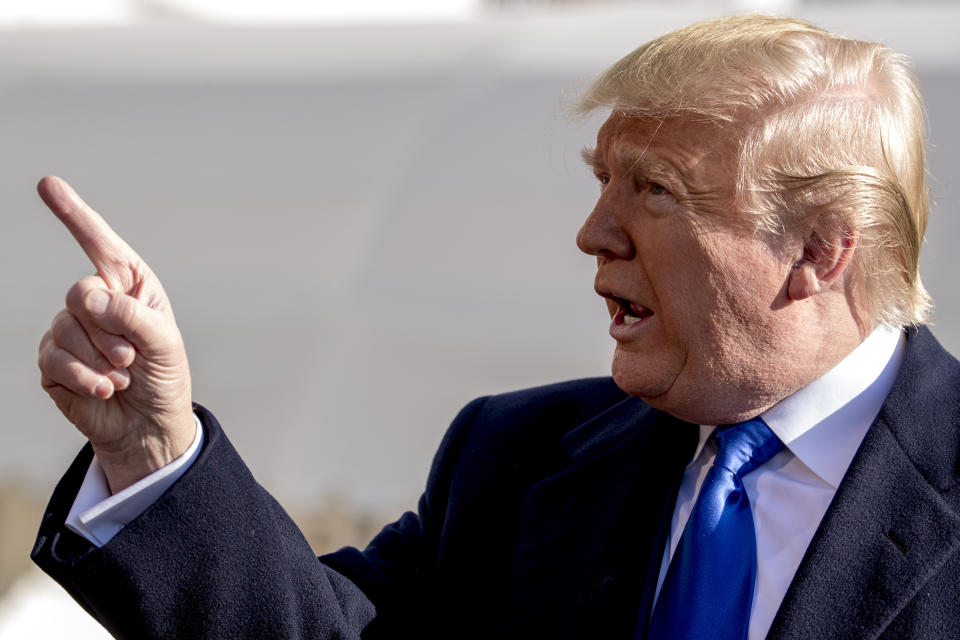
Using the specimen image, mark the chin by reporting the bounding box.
[633,376,780,426]
[610,354,726,423]
[609,352,675,400]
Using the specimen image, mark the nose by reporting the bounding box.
[576,194,634,260]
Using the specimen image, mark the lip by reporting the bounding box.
[595,284,655,341]
[609,301,654,340]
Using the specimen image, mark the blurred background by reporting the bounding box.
[1,0,958,635]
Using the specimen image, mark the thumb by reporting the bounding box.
[83,288,170,351]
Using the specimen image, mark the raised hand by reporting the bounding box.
[37,176,195,493]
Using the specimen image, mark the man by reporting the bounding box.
[32,14,960,640]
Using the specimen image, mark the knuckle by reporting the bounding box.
[78,340,109,372]
[38,330,52,355]
[65,282,85,309]
[49,314,112,371]
[65,275,105,311]
[119,294,143,327]
[50,310,80,343]
[88,348,112,373]
[106,294,146,338]
[65,283,89,311]
[108,367,131,390]
[60,358,94,394]
[39,346,64,381]
[74,327,111,367]
[38,339,59,365]
[111,340,136,367]
[89,328,133,369]
[48,345,67,370]
[88,322,115,348]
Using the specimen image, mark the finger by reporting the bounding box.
[40,371,79,419]
[81,287,170,352]
[37,176,142,278]
[49,310,132,390]
[39,341,115,399]
[66,277,137,367]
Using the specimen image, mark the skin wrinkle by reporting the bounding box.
[584,122,736,212]
[578,113,870,424]
[576,15,931,325]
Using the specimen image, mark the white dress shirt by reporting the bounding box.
[65,414,204,546]
[654,326,905,640]
[67,327,905,639]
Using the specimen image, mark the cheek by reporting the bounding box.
[700,240,789,352]
[728,252,785,315]
[701,228,777,298]
[664,235,733,331]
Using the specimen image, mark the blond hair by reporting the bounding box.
[576,15,931,326]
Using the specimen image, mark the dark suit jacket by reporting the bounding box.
[32,326,960,639]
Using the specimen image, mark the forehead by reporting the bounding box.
[591,114,734,178]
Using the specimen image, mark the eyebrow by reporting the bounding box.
[581,143,683,184]
[581,146,601,172]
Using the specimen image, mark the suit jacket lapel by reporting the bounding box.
[769,327,960,639]
[504,398,697,639]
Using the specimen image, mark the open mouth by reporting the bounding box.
[614,297,655,326]
[595,284,656,337]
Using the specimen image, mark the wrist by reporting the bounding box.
[93,411,198,493]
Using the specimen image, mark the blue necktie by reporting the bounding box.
[646,418,784,640]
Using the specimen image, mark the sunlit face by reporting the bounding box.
[577,114,805,424]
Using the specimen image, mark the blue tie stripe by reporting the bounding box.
[646,417,784,640]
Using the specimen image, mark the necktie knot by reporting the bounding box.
[712,417,784,478]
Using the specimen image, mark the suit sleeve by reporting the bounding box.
[31,399,487,639]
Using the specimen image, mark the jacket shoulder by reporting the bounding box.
[426,377,635,509]
[462,376,631,434]
[884,326,960,492]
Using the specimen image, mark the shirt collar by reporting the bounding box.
[694,326,905,488]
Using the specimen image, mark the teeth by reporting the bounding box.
[623,313,644,326]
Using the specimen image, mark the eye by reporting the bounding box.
[649,182,669,196]
[596,173,611,190]
[633,174,673,198]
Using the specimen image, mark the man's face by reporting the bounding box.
[577,114,803,424]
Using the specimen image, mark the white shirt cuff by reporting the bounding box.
[65,413,205,547]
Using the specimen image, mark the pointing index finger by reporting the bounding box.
[38,175,141,280]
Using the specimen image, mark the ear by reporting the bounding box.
[787,220,859,302]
